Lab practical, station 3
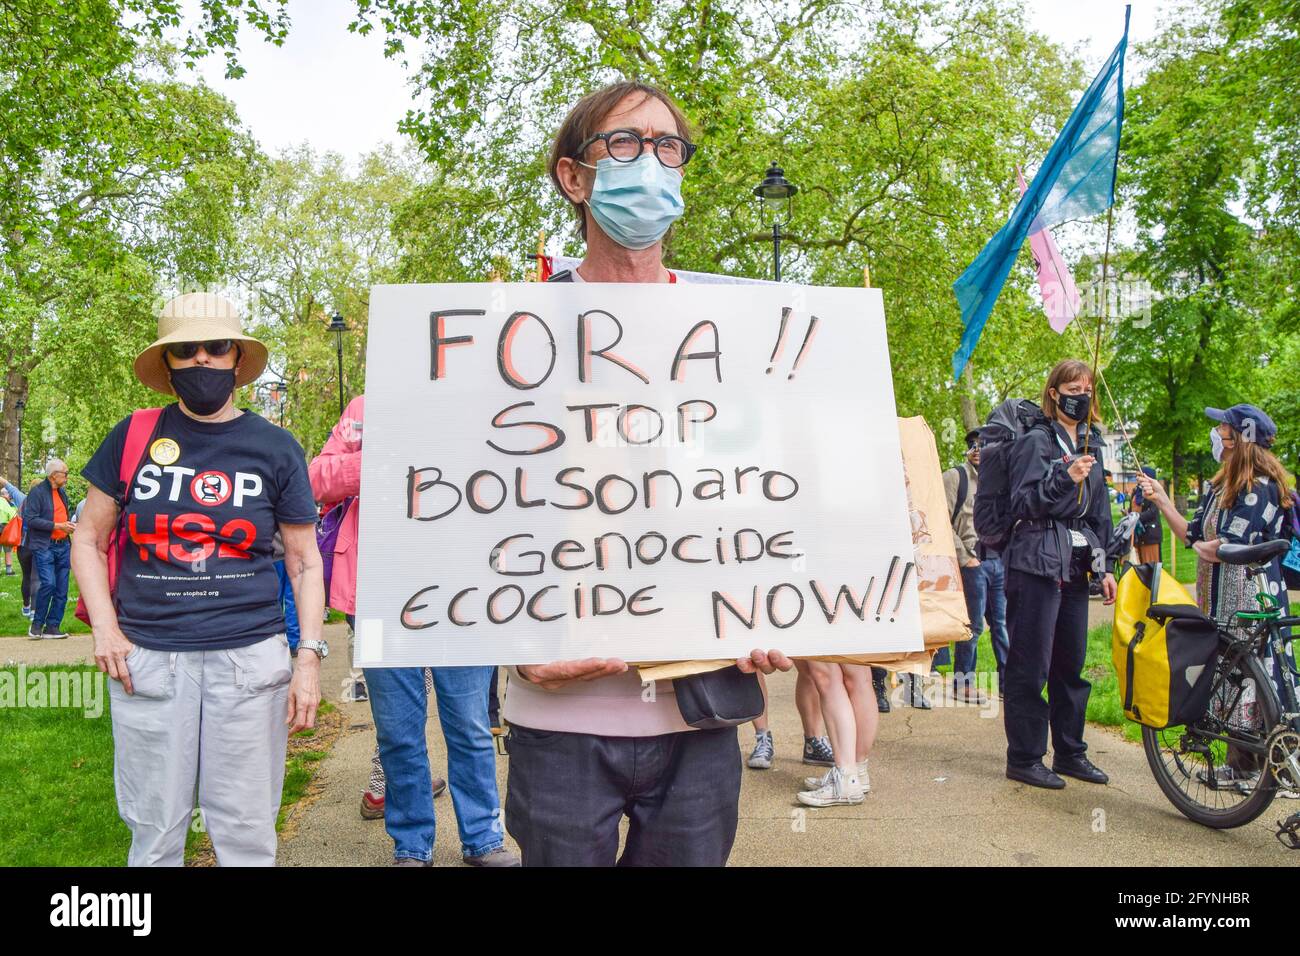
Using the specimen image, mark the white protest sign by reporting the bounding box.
[354,282,922,667]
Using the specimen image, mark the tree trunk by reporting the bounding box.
[1172,436,1187,514]
[959,364,981,431]
[0,371,28,484]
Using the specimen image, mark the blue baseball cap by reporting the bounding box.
[1205,404,1276,448]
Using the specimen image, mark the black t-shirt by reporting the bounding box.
[81,405,319,651]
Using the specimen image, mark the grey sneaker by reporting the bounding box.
[463,846,521,867]
[747,730,775,769]
[42,629,69,640]
[27,625,42,640]
[802,735,834,766]
[805,758,870,793]
[797,766,865,807]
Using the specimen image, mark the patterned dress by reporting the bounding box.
[1187,478,1290,628]
[1186,478,1297,730]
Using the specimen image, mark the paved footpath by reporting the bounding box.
[5,613,1293,866]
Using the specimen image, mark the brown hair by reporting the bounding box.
[1211,436,1294,510]
[1041,358,1103,426]
[548,81,695,241]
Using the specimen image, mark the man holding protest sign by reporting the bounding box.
[354,81,922,866]
[497,81,793,866]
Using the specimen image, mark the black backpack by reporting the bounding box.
[973,398,1045,554]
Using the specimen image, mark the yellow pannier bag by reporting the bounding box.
[1111,563,1220,729]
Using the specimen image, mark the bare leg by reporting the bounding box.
[794,666,826,738]
[804,661,856,773]
[841,663,880,762]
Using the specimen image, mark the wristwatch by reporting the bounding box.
[298,639,329,661]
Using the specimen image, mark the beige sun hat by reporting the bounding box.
[134,292,269,395]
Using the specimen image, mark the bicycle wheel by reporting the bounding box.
[1142,650,1280,829]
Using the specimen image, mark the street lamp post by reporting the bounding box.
[754,161,799,282]
[327,313,348,417]
[274,381,288,427]
[14,397,25,484]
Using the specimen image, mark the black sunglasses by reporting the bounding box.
[166,339,236,360]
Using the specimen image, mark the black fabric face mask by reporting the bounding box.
[170,365,236,415]
[1057,391,1092,423]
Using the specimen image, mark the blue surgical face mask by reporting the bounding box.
[579,154,685,250]
[1210,426,1224,463]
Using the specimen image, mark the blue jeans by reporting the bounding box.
[981,555,1009,688]
[274,561,301,652]
[933,563,984,683]
[363,665,503,861]
[32,539,71,631]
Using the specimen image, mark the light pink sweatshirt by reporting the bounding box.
[503,667,695,736]
[308,395,365,615]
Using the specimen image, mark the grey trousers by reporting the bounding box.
[505,724,741,866]
[109,634,292,866]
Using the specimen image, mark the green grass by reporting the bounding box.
[0,665,127,865]
[0,664,338,866]
[1082,624,1144,742]
[275,700,336,830]
[0,566,91,637]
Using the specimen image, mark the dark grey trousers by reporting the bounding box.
[504,724,741,866]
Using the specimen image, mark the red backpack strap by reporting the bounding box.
[119,408,164,495]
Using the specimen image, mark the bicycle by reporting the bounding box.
[1140,539,1300,837]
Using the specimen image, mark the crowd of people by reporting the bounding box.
[8,78,1297,867]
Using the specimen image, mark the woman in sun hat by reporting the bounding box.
[71,292,327,866]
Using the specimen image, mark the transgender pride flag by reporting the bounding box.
[1017,167,1081,334]
[951,5,1129,379]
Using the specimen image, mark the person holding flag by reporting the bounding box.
[948,8,1131,789]
[1002,360,1116,790]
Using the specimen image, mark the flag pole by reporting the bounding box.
[1078,205,1114,503]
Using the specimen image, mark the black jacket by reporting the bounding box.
[1004,415,1113,583]
[22,478,73,553]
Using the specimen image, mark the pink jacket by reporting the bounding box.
[309,395,364,614]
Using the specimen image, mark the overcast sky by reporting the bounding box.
[192,0,1167,163]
